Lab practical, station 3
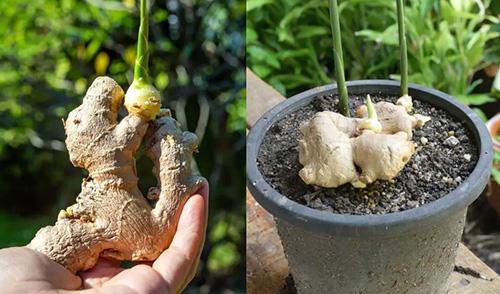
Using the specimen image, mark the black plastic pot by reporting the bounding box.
[247,80,493,293]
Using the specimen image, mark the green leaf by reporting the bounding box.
[85,39,102,61]
[155,72,169,90]
[492,69,500,98]
[247,0,273,12]
[276,49,310,60]
[297,25,329,39]
[207,242,240,273]
[494,150,500,164]
[94,51,110,75]
[455,94,495,105]
[246,27,258,43]
[419,0,436,17]
[247,46,280,69]
[355,24,398,46]
[435,22,455,56]
[252,64,272,78]
[472,107,488,122]
[492,167,500,185]
[268,77,286,95]
[226,95,246,133]
[465,29,487,67]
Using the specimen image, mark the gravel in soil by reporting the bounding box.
[257,93,478,215]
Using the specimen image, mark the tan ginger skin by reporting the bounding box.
[299,96,430,188]
[27,77,205,273]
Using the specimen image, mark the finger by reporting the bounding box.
[152,185,208,293]
[181,182,209,288]
[79,258,124,289]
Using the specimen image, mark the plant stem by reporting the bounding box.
[366,94,378,120]
[397,0,408,95]
[134,0,150,83]
[329,0,349,117]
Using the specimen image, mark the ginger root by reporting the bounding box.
[27,77,205,273]
[299,95,429,188]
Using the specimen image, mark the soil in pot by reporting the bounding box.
[257,93,479,215]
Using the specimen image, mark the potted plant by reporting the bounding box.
[247,0,493,293]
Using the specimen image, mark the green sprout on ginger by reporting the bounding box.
[124,0,161,120]
[358,95,382,133]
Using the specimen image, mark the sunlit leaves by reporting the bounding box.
[94,52,110,75]
[456,94,496,106]
[248,0,500,101]
[208,242,240,273]
[226,90,246,133]
[155,72,169,90]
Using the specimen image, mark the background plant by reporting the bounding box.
[0,0,245,292]
[247,0,499,114]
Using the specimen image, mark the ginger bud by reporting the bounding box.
[397,94,413,112]
[124,78,161,120]
[358,95,382,133]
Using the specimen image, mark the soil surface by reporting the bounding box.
[257,93,478,214]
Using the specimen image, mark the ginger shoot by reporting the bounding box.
[358,95,382,133]
[328,0,349,117]
[124,0,161,120]
[396,0,413,112]
[397,0,408,97]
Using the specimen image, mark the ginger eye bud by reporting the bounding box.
[357,95,382,133]
[124,79,161,120]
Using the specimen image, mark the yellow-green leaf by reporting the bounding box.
[94,52,110,75]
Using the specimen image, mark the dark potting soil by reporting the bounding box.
[257,93,479,215]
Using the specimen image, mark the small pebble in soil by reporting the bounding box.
[257,93,478,215]
[444,136,460,147]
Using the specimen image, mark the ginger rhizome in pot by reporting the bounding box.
[298,95,430,188]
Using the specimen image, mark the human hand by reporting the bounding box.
[0,182,209,294]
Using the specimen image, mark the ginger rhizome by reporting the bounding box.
[28,77,205,273]
[27,0,205,273]
[298,95,430,188]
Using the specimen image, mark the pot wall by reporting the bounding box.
[277,210,466,294]
[247,80,493,294]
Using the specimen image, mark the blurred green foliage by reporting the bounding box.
[0,0,244,292]
[247,0,500,109]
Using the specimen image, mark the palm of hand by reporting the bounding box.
[0,184,208,294]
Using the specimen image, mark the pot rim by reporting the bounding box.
[247,80,493,237]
